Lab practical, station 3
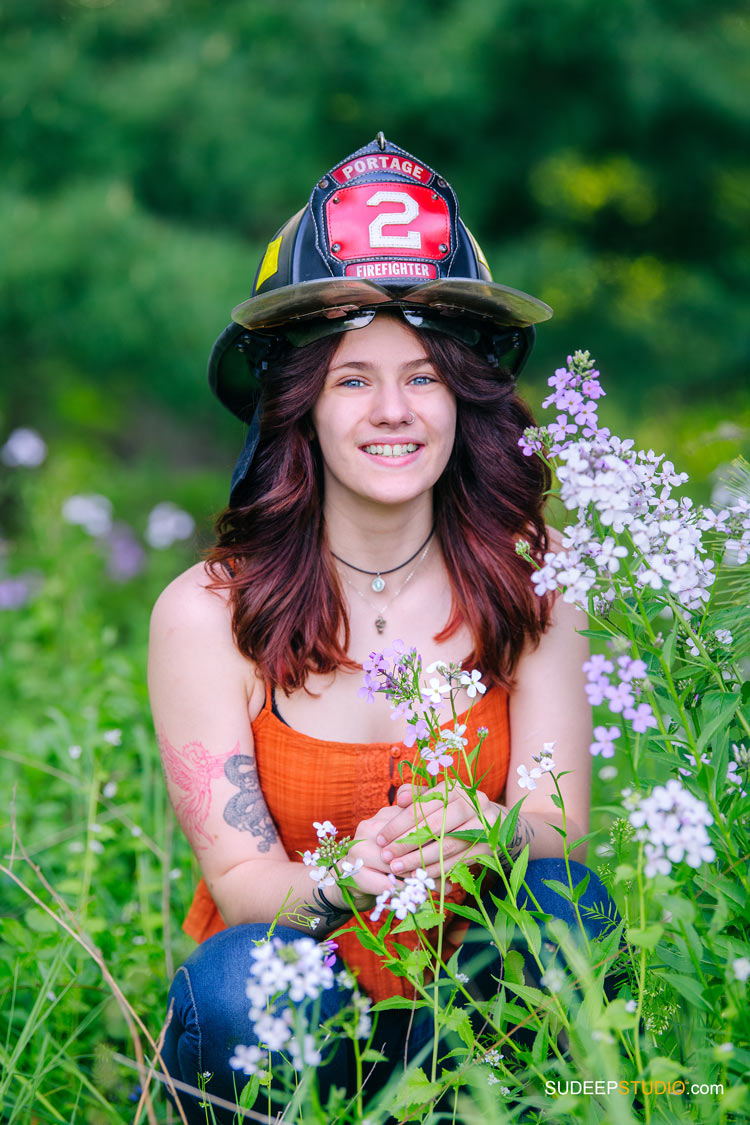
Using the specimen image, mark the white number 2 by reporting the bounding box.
[366,191,421,249]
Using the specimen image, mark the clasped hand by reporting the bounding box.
[344,784,501,910]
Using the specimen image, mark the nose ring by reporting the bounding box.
[405,412,415,425]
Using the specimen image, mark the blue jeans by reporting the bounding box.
[161,860,617,1123]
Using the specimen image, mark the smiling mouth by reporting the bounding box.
[360,442,421,457]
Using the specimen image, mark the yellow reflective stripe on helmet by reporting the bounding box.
[465,225,492,279]
[256,236,282,290]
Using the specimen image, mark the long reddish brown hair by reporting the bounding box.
[206,321,552,692]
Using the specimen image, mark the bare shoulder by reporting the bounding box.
[149,562,263,702]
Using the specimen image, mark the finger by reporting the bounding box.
[375,798,448,848]
[395,782,447,804]
[384,800,477,859]
[402,846,492,881]
[388,837,470,874]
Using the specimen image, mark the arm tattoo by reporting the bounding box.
[501,815,536,867]
[158,732,239,848]
[223,754,279,853]
[309,885,352,931]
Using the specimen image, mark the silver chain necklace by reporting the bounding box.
[340,539,433,634]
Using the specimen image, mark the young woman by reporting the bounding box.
[148,137,613,1121]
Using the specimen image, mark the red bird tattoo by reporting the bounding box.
[158,731,239,847]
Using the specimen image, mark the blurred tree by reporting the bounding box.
[0,0,747,455]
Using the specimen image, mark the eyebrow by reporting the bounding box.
[328,357,435,373]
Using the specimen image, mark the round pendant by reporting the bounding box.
[371,575,386,593]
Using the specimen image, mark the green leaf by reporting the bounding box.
[654,971,711,1012]
[388,1067,444,1113]
[572,869,591,903]
[509,847,530,899]
[450,862,478,896]
[440,1006,474,1047]
[626,924,663,949]
[372,996,426,1011]
[446,903,484,925]
[496,799,523,852]
[695,691,741,754]
[541,877,574,903]
[503,948,526,986]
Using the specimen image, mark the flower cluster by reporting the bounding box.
[583,652,657,756]
[678,745,748,798]
[521,351,726,613]
[231,935,338,1073]
[361,645,485,778]
[519,351,605,459]
[698,498,750,565]
[370,868,436,923]
[1,427,47,467]
[626,780,716,877]
[516,744,556,790]
[301,821,362,886]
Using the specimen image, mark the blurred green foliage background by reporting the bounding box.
[1,0,749,504]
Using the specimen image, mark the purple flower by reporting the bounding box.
[604,682,635,714]
[624,703,657,733]
[106,523,146,582]
[590,726,620,758]
[421,746,453,776]
[403,718,429,748]
[0,574,38,609]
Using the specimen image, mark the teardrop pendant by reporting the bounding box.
[371,575,386,593]
[375,614,386,634]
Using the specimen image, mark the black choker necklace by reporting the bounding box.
[331,525,435,592]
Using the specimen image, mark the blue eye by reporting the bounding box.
[338,377,366,388]
[410,374,437,386]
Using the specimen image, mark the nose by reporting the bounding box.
[368,383,413,428]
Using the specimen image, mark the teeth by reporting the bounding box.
[363,443,418,457]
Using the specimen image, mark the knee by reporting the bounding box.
[520,859,618,937]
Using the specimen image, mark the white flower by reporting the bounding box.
[456,972,469,984]
[62,494,113,537]
[102,781,118,799]
[339,858,364,877]
[732,957,750,983]
[625,999,638,1013]
[629,779,715,877]
[483,1048,503,1066]
[516,763,542,790]
[313,820,337,840]
[599,765,618,780]
[1,427,47,467]
[288,1032,322,1070]
[424,676,452,706]
[370,868,435,922]
[460,669,486,698]
[169,867,182,880]
[302,849,320,866]
[715,629,733,645]
[103,728,122,746]
[229,1043,267,1075]
[145,502,195,549]
[536,754,555,773]
[68,745,82,760]
[308,865,336,887]
[541,967,565,993]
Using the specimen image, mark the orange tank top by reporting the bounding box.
[183,684,511,1003]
